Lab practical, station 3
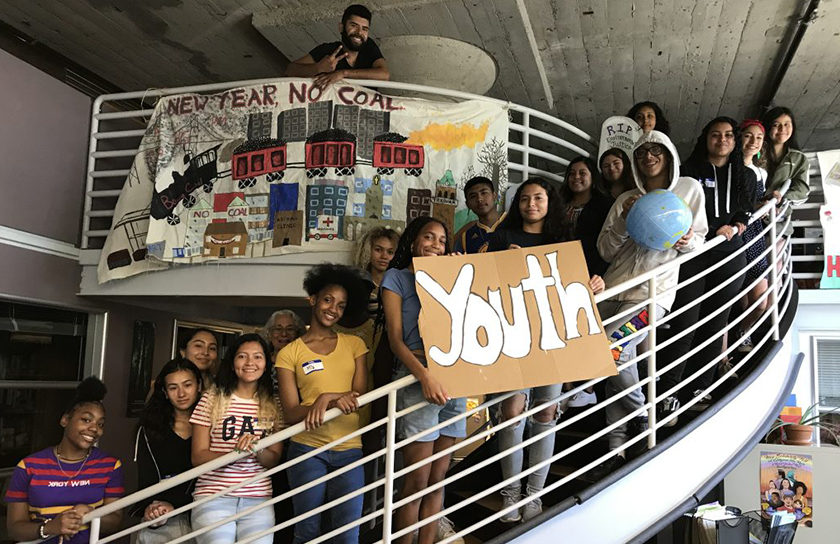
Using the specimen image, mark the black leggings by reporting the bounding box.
[656,249,747,402]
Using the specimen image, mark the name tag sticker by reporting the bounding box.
[704,178,716,188]
[302,359,324,375]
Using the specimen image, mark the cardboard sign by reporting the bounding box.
[597,115,642,163]
[414,242,617,397]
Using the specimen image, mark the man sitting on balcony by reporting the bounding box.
[284,4,390,90]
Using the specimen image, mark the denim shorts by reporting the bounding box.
[395,367,467,442]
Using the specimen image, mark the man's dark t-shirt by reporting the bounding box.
[309,40,384,71]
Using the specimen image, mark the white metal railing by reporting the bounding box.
[45,197,794,544]
[789,153,825,282]
[69,78,802,544]
[790,215,823,281]
[81,78,595,250]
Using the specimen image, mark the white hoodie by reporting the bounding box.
[597,131,708,311]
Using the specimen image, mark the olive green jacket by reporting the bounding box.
[767,148,809,205]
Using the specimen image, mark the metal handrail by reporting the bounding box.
[66,77,806,544]
[60,198,794,544]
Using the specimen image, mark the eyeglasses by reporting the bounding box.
[633,145,666,159]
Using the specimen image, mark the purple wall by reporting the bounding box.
[0,48,91,244]
[0,244,91,308]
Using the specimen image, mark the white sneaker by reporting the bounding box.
[435,516,464,543]
[567,390,597,408]
[737,333,754,353]
[689,389,712,410]
[521,496,543,522]
[657,396,680,427]
[499,486,522,523]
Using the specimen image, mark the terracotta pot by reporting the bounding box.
[782,424,813,445]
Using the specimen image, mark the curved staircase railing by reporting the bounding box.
[60,78,801,544]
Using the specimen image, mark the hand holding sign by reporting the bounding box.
[420,373,450,405]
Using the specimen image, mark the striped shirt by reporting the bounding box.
[5,447,124,544]
[190,392,276,498]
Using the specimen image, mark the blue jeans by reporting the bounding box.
[286,441,364,544]
[497,384,563,493]
[191,496,274,544]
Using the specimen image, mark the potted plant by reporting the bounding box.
[765,404,840,446]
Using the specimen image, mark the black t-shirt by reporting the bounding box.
[571,191,613,277]
[681,160,758,252]
[309,40,384,71]
[133,426,194,513]
[486,229,556,252]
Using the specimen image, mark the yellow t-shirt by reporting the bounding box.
[275,333,369,450]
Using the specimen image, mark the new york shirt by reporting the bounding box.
[5,447,124,544]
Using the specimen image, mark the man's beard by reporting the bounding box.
[341,29,365,52]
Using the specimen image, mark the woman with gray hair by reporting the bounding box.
[263,309,306,356]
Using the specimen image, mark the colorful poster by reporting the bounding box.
[97,79,509,283]
[413,242,616,397]
[760,451,813,527]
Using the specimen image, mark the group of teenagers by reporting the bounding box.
[4,102,809,544]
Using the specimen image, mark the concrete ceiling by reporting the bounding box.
[1,0,838,151]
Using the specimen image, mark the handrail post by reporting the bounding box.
[769,204,781,341]
[382,390,398,544]
[522,111,530,178]
[89,517,101,543]
[647,276,658,449]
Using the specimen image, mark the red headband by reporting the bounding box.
[740,119,765,132]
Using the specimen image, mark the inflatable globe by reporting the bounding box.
[626,189,693,251]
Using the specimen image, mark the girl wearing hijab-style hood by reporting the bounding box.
[593,130,707,475]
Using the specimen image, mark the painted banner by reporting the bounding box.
[760,451,813,527]
[413,242,616,398]
[817,150,840,288]
[97,79,509,283]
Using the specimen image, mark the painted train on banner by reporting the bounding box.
[98,81,508,282]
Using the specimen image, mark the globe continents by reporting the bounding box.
[626,189,693,251]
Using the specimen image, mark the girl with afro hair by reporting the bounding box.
[276,263,370,544]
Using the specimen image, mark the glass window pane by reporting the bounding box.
[817,338,840,408]
[0,301,87,381]
[0,388,75,469]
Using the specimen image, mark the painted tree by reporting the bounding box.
[476,137,508,195]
